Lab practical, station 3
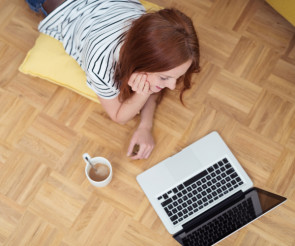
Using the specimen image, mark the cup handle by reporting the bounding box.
[82,153,92,166]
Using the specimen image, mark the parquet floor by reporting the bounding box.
[0,0,295,245]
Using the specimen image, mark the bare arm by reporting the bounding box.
[138,93,158,130]
[127,93,159,159]
[98,73,151,124]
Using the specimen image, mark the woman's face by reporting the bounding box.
[146,59,192,93]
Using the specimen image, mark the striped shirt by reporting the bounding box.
[38,0,146,99]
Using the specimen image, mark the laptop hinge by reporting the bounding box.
[181,190,244,232]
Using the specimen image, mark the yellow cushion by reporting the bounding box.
[19,0,162,103]
[266,0,295,26]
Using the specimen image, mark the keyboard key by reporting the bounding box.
[208,167,214,172]
[184,170,208,187]
[171,215,178,221]
[226,168,234,175]
[178,184,185,190]
[161,198,172,207]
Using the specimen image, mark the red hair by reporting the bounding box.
[114,8,200,103]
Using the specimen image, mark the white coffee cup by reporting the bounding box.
[82,153,112,187]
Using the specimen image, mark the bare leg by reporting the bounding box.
[42,0,65,14]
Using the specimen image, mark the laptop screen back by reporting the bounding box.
[174,188,286,246]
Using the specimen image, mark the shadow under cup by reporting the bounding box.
[85,157,112,187]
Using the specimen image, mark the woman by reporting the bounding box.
[26,0,200,160]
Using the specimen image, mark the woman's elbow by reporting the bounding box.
[109,115,128,125]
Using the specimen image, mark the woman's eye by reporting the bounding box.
[160,77,168,81]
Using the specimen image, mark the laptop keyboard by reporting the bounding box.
[183,197,256,246]
[157,158,244,226]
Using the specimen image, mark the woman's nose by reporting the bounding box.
[165,80,176,90]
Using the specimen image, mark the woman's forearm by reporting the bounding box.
[115,93,150,124]
[138,94,158,130]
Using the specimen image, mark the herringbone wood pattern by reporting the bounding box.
[0,0,294,245]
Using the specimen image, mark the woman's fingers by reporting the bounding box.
[137,74,146,92]
[130,143,154,160]
[143,81,150,94]
[128,73,149,94]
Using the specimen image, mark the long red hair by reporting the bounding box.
[114,8,200,103]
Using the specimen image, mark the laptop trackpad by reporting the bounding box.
[166,149,205,182]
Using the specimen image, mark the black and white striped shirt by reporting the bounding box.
[39,0,146,99]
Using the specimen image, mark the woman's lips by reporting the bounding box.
[156,86,163,90]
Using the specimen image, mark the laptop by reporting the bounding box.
[136,131,286,246]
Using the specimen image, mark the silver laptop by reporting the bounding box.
[136,131,286,245]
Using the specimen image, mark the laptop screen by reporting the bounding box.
[174,188,286,246]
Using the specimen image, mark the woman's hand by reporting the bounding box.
[127,126,155,160]
[128,72,152,95]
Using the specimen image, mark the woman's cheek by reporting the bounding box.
[147,74,156,87]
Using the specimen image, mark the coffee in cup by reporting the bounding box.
[89,163,110,182]
[83,153,112,187]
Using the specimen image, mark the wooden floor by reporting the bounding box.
[0,0,295,245]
